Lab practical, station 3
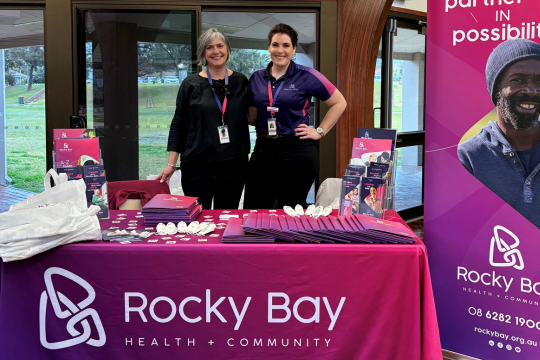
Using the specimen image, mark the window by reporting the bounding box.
[77,9,197,182]
[376,14,426,219]
[0,10,46,194]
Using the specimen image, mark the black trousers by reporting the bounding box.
[243,136,319,209]
[180,156,248,210]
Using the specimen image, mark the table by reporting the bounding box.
[0,210,442,359]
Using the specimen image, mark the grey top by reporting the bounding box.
[458,121,540,229]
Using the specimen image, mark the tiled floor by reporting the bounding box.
[0,185,34,213]
[407,218,424,241]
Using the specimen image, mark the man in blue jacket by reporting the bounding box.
[458,39,540,228]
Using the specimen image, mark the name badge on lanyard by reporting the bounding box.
[267,80,284,137]
[207,69,230,144]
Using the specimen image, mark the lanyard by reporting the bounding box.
[207,69,228,125]
[268,80,285,117]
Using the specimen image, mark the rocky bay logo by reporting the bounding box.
[63,143,68,149]
[39,267,106,350]
[489,225,524,271]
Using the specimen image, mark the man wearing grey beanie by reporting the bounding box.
[458,38,540,229]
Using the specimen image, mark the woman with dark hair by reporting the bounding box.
[244,23,347,209]
[377,151,390,164]
[155,28,250,210]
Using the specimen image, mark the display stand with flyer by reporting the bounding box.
[338,128,397,219]
[53,129,109,219]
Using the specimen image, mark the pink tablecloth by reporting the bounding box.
[0,210,441,359]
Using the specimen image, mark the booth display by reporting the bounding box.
[427,0,540,358]
[0,209,441,359]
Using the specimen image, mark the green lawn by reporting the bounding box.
[373,81,403,132]
[8,81,404,193]
[6,105,46,193]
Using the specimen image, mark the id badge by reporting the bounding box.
[267,119,277,136]
[218,125,230,144]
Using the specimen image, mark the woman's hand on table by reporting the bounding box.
[155,166,175,184]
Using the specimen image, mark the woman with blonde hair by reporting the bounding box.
[156,28,250,210]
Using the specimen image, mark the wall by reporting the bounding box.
[392,0,426,13]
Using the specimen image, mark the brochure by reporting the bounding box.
[54,138,101,168]
[366,163,390,179]
[350,138,392,167]
[357,127,397,151]
[359,177,386,218]
[83,165,105,179]
[339,175,362,216]
[345,164,366,177]
[56,166,83,180]
[53,128,96,140]
[88,180,109,220]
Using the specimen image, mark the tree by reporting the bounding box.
[5,46,44,91]
[228,49,267,78]
[151,43,193,78]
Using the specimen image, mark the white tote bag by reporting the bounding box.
[10,169,88,211]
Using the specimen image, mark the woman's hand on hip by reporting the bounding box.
[155,165,175,184]
[294,123,321,140]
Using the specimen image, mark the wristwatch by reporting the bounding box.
[316,127,325,138]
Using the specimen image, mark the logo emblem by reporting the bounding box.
[489,226,524,270]
[364,131,370,138]
[289,84,295,89]
[40,267,106,349]
[63,143,68,149]
[62,132,67,138]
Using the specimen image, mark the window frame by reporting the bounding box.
[379,10,427,221]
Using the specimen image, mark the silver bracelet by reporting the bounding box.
[167,163,176,169]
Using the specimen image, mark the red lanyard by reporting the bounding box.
[268,80,285,116]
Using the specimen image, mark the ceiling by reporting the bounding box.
[0,10,44,49]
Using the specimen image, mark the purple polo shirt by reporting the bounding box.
[248,61,336,135]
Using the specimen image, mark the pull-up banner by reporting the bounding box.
[426,0,540,359]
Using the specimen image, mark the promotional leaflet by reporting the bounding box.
[426,0,540,358]
[358,177,385,218]
[350,138,392,167]
[366,163,389,179]
[54,138,100,168]
[86,177,108,219]
[339,175,361,216]
[357,127,397,151]
[56,167,83,181]
[345,165,366,177]
[53,128,96,140]
[83,165,105,179]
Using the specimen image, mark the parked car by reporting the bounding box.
[164,76,179,84]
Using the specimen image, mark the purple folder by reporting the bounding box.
[222,217,274,243]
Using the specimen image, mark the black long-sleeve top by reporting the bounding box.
[167,72,251,161]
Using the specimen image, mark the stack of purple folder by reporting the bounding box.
[141,194,202,225]
[221,212,417,244]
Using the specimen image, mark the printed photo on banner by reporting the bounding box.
[458,38,540,229]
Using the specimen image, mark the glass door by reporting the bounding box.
[376,14,426,219]
[76,8,197,182]
[0,9,46,196]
